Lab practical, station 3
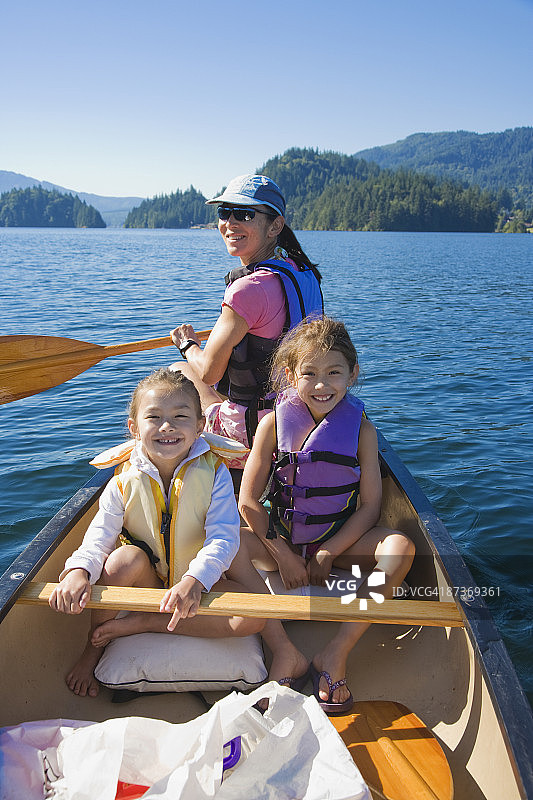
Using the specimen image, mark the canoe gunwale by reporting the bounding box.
[377,431,533,798]
[0,466,113,624]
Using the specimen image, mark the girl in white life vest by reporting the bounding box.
[49,369,263,699]
[234,318,415,714]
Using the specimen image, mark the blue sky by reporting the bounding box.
[1,0,532,198]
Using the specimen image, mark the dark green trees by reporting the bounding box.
[354,127,533,210]
[124,187,213,228]
[260,150,498,232]
[302,170,498,232]
[0,186,106,227]
[121,139,531,232]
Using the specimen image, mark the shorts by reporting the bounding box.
[277,528,323,560]
[204,400,273,469]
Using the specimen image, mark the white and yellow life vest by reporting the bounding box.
[90,432,248,586]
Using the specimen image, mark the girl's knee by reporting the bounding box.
[102,545,153,583]
[231,616,266,636]
[390,532,415,565]
[398,533,415,560]
[377,531,415,562]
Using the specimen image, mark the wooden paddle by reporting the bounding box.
[332,701,453,800]
[0,330,211,404]
[18,582,464,627]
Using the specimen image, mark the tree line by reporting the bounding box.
[261,150,498,231]
[124,187,212,228]
[304,168,498,232]
[354,127,533,212]
[124,149,502,232]
[0,186,105,228]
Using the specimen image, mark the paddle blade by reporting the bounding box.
[0,335,104,403]
[332,701,453,800]
[0,334,100,365]
[0,332,193,404]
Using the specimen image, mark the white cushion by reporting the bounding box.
[95,631,267,693]
[93,568,376,694]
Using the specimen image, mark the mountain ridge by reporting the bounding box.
[0,171,144,227]
[3,127,532,228]
[353,127,533,207]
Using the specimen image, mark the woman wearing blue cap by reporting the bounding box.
[171,174,323,460]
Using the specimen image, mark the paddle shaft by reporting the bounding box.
[0,331,211,376]
[18,582,464,627]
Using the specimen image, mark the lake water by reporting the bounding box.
[1,227,532,704]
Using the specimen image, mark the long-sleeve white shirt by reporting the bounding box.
[61,436,240,591]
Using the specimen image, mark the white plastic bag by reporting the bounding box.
[0,683,370,800]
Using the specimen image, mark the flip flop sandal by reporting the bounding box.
[277,667,311,693]
[310,663,354,715]
[253,668,311,713]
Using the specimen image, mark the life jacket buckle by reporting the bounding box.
[283,484,308,499]
[282,508,307,522]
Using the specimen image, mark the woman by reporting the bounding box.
[170,174,323,456]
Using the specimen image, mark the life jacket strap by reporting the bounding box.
[161,511,172,568]
[119,527,160,568]
[278,481,360,499]
[276,450,360,469]
[244,396,276,447]
[281,507,356,526]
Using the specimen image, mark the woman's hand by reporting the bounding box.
[277,549,309,590]
[171,324,200,351]
[171,306,249,385]
[160,575,203,631]
[49,568,91,614]
[306,549,335,587]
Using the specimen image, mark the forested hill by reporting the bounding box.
[257,150,379,229]
[259,150,498,232]
[124,187,212,228]
[124,150,500,232]
[354,127,533,209]
[0,171,143,227]
[124,129,533,232]
[0,186,106,228]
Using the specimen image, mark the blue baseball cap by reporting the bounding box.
[206,174,286,216]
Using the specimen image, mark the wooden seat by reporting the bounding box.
[331,701,453,800]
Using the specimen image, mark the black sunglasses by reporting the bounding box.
[216,206,275,222]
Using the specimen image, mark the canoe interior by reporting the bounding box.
[1,436,531,800]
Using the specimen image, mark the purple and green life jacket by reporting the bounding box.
[268,389,364,546]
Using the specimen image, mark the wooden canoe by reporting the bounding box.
[1,430,532,799]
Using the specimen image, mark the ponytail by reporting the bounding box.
[277,224,322,282]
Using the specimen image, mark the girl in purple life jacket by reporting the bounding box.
[232,317,415,714]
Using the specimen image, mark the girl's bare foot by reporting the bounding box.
[91,611,154,646]
[312,647,351,705]
[65,641,102,697]
[268,644,309,686]
[256,643,309,711]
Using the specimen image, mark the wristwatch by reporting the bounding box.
[178,339,199,358]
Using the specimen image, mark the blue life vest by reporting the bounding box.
[268,390,364,546]
[219,258,323,444]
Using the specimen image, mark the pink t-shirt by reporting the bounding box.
[222,269,286,339]
[206,263,294,455]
